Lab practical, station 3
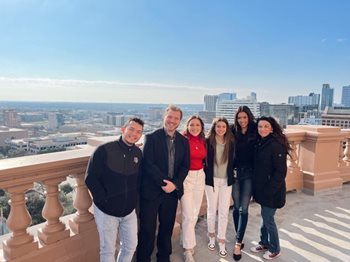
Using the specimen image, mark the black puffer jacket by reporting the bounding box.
[253,134,287,209]
[85,137,142,217]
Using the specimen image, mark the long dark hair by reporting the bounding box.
[207,117,234,165]
[257,116,291,155]
[183,115,206,141]
[233,105,257,142]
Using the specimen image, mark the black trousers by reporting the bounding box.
[136,192,178,262]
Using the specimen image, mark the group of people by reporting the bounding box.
[85,104,290,262]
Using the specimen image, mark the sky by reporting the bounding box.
[0,0,349,104]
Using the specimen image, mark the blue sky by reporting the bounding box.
[0,0,349,104]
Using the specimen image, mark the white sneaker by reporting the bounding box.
[208,237,215,250]
[184,250,195,262]
[263,251,281,260]
[218,242,227,258]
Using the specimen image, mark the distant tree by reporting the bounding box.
[0,189,5,197]
[0,192,10,219]
[26,191,45,225]
[60,192,75,215]
[0,146,11,155]
[60,183,74,195]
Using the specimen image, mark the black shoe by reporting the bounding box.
[233,243,243,261]
[233,253,242,261]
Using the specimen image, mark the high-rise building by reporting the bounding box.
[249,92,257,100]
[216,98,260,124]
[320,84,334,111]
[47,112,64,130]
[48,112,58,130]
[217,92,236,102]
[3,109,19,127]
[288,93,320,107]
[106,112,124,126]
[203,95,218,111]
[148,107,163,121]
[341,85,350,107]
[198,111,216,124]
[260,102,296,127]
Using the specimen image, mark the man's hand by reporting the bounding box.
[161,179,176,193]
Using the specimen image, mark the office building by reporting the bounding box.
[198,111,216,124]
[341,85,350,107]
[321,107,350,128]
[216,98,260,124]
[288,93,320,107]
[260,103,296,127]
[106,112,126,126]
[3,109,19,128]
[217,92,236,102]
[249,92,257,100]
[203,95,218,111]
[148,107,163,121]
[48,112,65,130]
[8,132,95,154]
[320,84,334,111]
[0,126,28,147]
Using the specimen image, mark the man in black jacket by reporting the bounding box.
[137,105,190,262]
[85,118,144,262]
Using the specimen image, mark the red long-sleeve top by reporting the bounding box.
[188,133,206,170]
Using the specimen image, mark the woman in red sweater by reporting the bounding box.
[181,115,207,262]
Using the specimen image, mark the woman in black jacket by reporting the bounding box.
[250,116,291,260]
[231,106,257,261]
[204,117,235,258]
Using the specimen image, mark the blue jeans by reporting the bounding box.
[260,206,280,253]
[94,205,138,262]
[232,178,252,243]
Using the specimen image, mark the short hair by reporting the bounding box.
[124,117,144,128]
[164,104,183,120]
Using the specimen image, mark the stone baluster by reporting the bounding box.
[343,137,350,163]
[285,139,303,191]
[38,178,70,245]
[338,140,346,167]
[2,184,38,260]
[69,173,95,234]
[288,141,299,169]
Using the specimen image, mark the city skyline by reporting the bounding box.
[0,0,349,104]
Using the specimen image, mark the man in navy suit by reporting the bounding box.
[137,105,190,262]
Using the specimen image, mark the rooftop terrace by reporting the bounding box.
[0,125,349,261]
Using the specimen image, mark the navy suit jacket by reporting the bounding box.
[140,128,190,200]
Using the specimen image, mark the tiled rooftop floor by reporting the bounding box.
[169,183,350,262]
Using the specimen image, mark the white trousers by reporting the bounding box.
[205,177,232,240]
[180,169,205,249]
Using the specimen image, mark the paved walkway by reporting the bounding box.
[168,183,350,262]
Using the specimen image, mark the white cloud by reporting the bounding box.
[336,38,345,42]
[0,76,228,104]
[321,38,327,43]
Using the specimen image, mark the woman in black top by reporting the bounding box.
[231,106,257,261]
[250,116,290,260]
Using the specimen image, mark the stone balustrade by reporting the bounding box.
[0,126,349,261]
[0,146,99,261]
